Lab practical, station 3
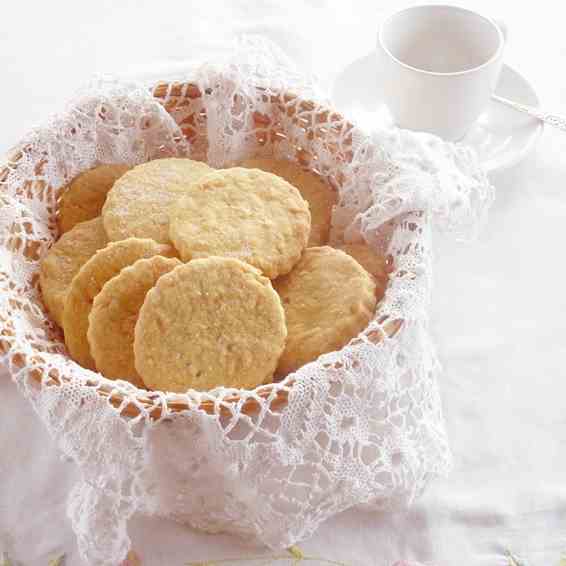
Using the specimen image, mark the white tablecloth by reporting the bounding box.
[1,1,565,565]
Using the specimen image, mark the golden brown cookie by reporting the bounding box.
[134,257,287,393]
[39,217,107,327]
[274,246,377,376]
[241,158,337,246]
[63,238,175,370]
[336,243,389,299]
[102,158,213,244]
[169,167,311,278]
[88,255,181,387]
[58,164,130,233]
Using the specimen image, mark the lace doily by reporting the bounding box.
[0,37,493,565]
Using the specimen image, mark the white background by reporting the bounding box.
[1,1,565,565]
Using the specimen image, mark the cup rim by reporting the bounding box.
[377,3,505,77]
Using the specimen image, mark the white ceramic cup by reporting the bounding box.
[377,4,506,141]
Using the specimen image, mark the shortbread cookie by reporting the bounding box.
[169,167,311,278]
[39,217,107,327]
[336,243,389,298]
[63,238,175,369]
[88,255,181,387]
[134,257,287,392]
[241,158,337,246]
[274,246,377,376]
[58,164,130,233]
[102,158,213,244]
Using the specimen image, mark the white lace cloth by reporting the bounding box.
[0,37,498,565]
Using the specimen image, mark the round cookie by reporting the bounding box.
[88,255,181,387]
[274,246,377,376]
[336,243,389,299]
[134,257,287,393]
[241,158,337,246]
[169,167,311,278]
[58,164,130,233]
[39,217,107,327]
[63,238,175,370]
[102,158,213,244]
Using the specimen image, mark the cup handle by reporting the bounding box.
[493,17,508,42]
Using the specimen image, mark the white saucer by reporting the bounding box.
[331,53,543,173]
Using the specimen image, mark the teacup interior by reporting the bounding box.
[381,5,502,74]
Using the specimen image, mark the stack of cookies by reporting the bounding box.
[40,157,389,393]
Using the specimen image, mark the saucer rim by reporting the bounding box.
[482,62,543,173]
[331,55,544,174]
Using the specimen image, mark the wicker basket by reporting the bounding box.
[0,80,402,421]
